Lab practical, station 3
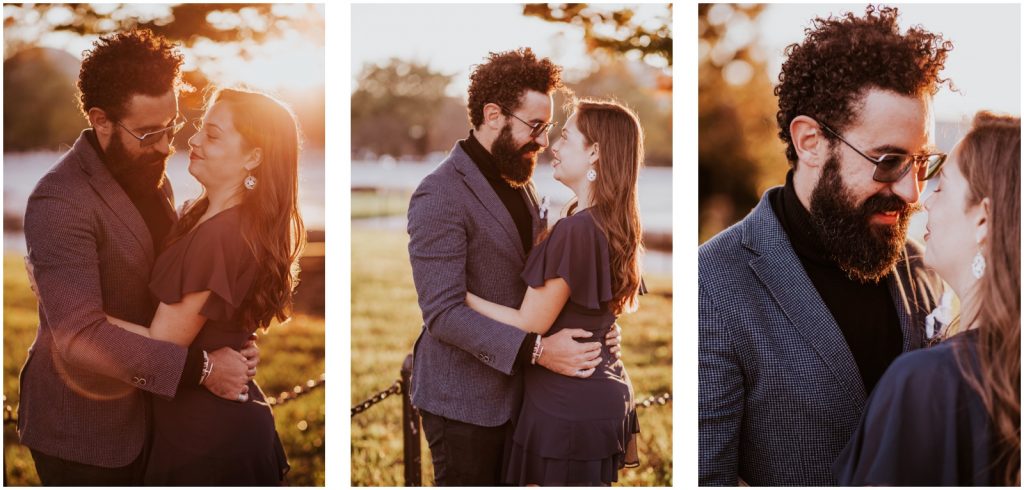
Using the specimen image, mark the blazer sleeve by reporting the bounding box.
[699,279,745,486]
[24,181,187,399]
[407,177,527,376]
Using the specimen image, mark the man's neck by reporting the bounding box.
[473,126,498,154]
[792,165,815,212]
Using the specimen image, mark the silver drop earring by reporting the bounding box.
[972,250,986,279]
[244,174,257,190]
[586,168,597,182]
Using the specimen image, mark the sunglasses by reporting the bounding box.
[497,104,555,139]
[117,114,188,147]
[817,121,947,183]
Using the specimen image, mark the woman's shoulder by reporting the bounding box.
[550,208,603,239]
[875,331,978,398]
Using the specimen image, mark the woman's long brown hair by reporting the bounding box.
[956,111,1020,485]
[572,99,645,315]
[170,88,306,332]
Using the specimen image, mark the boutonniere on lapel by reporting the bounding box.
[925,290,954,340]
[539,195,550,222]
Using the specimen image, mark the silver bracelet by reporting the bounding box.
[530,336,544,365]
[199,350,214,385]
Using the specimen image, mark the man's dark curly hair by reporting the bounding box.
[78,29,184,121]
[467,47,564,128]
[775,5,953,166]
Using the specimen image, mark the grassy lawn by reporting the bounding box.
[351,227,673,486]
[351,189,410,219]
[2,255,326,486]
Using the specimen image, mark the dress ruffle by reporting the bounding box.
[505,399,640,486]
[521,210,614,310]
[149,206,257,323]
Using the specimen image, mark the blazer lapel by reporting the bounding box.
[74,131,155,263]
[889,251,925,351]
[450,143,526,259]
[744,191,867,409]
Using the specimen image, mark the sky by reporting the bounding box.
[350,3,671,97]
[755,4,1021,122]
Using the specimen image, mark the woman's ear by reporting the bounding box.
[589,142,600,165]
[790,115,829,170]
[244,148,263,172]
[975,197,991,245]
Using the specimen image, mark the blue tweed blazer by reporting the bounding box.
[407,142,546,427]
[698,188,943,486]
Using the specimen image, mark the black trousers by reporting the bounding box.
[420,410,512,486]
[30,449,144,486]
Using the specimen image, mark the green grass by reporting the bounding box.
[351,190,410,219]
[351,228,673,486]
[2,255,325,486]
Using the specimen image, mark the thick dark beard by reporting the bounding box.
[808,152,920,283]
[491,123,540,188]
[105,130,171,197]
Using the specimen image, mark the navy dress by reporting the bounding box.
[143,206,290,485]
[505,209,640,486]
[833,329,1011,486]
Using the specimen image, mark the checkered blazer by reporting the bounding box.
[18,130,188,468]
[698,188,943,486]
[407,142,546,427]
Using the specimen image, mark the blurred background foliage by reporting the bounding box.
[698,4,787,243]
[351,3,672,166]
[3,3,325,151]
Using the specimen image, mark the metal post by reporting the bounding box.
[401,354,422,486]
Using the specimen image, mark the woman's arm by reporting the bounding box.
[465,277,570,335]
[106,290,212,347]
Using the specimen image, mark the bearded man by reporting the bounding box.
[406,47,622,485]
[698,6,949,486]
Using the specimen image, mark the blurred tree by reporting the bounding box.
[351,59,454,158]
[698,4,787,243]
[4,48,84,151]
[3,4,323,50]
[3,3,325,150]
[524,3,672,71]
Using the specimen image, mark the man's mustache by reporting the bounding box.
[861,192,918,216]
[518,141,542,155]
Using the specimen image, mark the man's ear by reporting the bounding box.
[88,107,114,138]
[483,103,505,130]
[244,148,263,172]
[790,115,829,170]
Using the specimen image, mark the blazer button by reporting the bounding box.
[138,378,147,386]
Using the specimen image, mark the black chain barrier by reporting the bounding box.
[1,374,325,427]
[351,378,402,417]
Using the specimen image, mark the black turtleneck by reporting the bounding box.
[460,131,534,255]
[86,131,204,390]
[459,131,539,372]
[770,171,903,395]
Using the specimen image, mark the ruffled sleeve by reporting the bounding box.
[521,211,613,310]
[149,209,258,322]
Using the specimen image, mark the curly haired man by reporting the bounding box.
[698,6,949,485]
[406,47,621,485]
[18,29,256,485]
